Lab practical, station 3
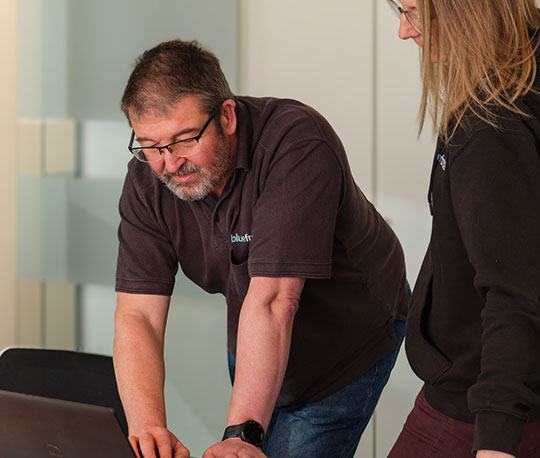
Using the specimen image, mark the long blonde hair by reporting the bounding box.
[417,0,540,140]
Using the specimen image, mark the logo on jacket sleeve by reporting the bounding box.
[230,233,253,243]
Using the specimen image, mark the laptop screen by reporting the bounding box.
[0,389,136,458]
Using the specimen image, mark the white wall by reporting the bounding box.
[239,1,435,456]
[239,1,375,198]
[375,6,433,456]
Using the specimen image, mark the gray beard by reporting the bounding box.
[156,138,231,202]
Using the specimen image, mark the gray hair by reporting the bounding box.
[121,39,235,123]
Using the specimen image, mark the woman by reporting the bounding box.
[386,1,540,457]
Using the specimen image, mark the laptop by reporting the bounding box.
[0,389,136,458]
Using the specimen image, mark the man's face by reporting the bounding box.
[131,95,235,201]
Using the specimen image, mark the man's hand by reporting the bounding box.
[128,426,190,458]
[202,438,266,458]
[477,451,515,458]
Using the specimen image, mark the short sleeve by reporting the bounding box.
[248,139,343,279]
[115,165,179,295]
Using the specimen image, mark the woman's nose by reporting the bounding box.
[398,15,419,40]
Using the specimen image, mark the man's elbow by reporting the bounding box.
[270,296,300,324]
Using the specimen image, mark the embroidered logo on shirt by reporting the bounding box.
[436,153,447,171]
[230,233,253,243]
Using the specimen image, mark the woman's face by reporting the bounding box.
[398,0,424,47]
[397,0,439,62]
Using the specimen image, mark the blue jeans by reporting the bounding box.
[227,319,406,458]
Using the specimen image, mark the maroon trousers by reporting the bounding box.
[388,388,540,458]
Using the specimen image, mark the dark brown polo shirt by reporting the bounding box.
[116,96,408,409]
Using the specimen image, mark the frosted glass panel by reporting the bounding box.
[18,176,123,284]
[79,120,131,179]
[67,0,238,120]
[17,0,238,453]
[17,0,239,296]
[18,0,238,119]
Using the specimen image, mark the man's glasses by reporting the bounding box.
[128,102,223,163]
[387,0,422,34]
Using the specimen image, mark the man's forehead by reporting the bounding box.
[130,94,205,125]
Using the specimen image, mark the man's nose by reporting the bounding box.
[162,148,186,173]
[398,15,418,40]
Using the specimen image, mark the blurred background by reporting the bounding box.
[1,0,441,456]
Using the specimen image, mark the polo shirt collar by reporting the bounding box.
[232,98,252,171]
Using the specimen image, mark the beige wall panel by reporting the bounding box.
[18,0,45,117]
[44,281,76,350]
[17,119,43,176]
[16,278,43,347]
[44,119,76,175]
[0,0,17,351]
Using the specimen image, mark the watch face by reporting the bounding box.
[241,420,264,446]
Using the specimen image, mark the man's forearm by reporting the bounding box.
[113,298,169,433]
[226,277,303,430]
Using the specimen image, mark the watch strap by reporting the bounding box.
[222,423,243,439]
[222,420,265,448]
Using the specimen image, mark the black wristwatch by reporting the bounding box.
[222,420,265,448]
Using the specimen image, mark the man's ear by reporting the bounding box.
[219,99,237,136]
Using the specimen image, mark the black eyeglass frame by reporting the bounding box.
[386,0,422,34]
[128,100,225,162]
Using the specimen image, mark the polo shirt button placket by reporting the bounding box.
[212,212,228,248]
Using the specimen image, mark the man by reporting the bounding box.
[114,39,408,458]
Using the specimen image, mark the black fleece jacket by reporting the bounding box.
[406,64,540,455]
